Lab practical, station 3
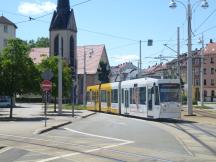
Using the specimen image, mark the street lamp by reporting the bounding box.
[169,0,209,115]
[198,33,204,106]
[83,47,93,108]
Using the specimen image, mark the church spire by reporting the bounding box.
[57,0,70,13]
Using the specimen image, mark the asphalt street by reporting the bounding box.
[0,103,215,162]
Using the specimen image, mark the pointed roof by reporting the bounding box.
[57,0,70,13]
[0,16,17,28]
[49,0,77,32]
[77,45,106,74]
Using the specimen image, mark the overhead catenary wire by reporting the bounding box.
[193,7,216,34]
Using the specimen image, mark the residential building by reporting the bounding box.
[0,16,17,51]
[110,62,137,82]
[203,42,216,102]
[141,63,168,79]
[165,50,201,100]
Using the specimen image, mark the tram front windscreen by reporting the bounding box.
[159,84,180,103]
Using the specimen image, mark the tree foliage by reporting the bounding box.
[0,39,40,118]
[27,37,49,48]
[38,56,73,102]
[97,61,110,83]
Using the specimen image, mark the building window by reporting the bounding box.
[54,35,59,56]
[210,57,214,64]
[211,90,215,97]
[204,79,207,85]
[195,58,200,65]
[3,39,7,47]
[211,79,214,86]
[204,68,206,75]
[4,25,8,33]
[204,90,207,97]
[211,68,214,74]
[195,79,200,86]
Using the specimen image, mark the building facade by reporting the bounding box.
[203,42,216,102]
[77,45,110,103]
[0,16,17,52]
[110,62,137,82]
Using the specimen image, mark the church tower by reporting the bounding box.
[49,0,77,73]
[49,0,77,107]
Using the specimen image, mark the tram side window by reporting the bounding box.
[92,92,96,101]
[139,87,146,104]
[100,90,107,102]
[130,88,133,104]
[155,86,159,105]
[112,89,118,103]
[122,89,124,103]
[87,92,91,102]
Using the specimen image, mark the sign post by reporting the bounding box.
[41,80,52,127]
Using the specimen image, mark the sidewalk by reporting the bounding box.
[181,106,216,126]
[0,103,96,135]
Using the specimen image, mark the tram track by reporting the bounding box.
[194,109,216,119]
[163,122,216,156]
[0,134,173,162]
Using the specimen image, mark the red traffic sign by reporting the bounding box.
[41,80,52,91]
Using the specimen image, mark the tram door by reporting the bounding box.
[147,87,153,117]
[124,90,129,114]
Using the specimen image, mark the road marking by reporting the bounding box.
[36,128,134,162]
[64,127,133,143]
[0,147,12,154]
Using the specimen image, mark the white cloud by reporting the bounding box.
[111,54,139,62]
[18,1,56,15]
[110,54,139,66]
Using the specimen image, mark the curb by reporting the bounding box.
[36,121,72,134]
[35,112,96,134]
[82,112,96,118]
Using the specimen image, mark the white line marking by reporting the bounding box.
[0,147,12,154]
[36,152,80,162]
[64,127,133,143]
[36,128,134,162]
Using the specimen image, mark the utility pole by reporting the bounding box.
[177,27,180,79]
[200,33,204,106]
[58,37,62,115]
[187,2,193,115]
[139,40,142,78]
[83,47,87,108]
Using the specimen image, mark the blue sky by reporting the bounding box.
[1,0,216,67]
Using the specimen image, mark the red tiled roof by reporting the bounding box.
[29,45,106,74]
[204,42,216,55]
[77,45,105,74]
[143,63,167,74]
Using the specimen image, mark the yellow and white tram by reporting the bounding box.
[87,78,181,119]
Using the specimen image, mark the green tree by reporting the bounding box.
[35,37,49,47]
[27,37,49,48]
[38,56,72,112]
[0,39,40,118]
[97,61,110,83]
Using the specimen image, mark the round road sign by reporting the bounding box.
[41,80,52,91]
